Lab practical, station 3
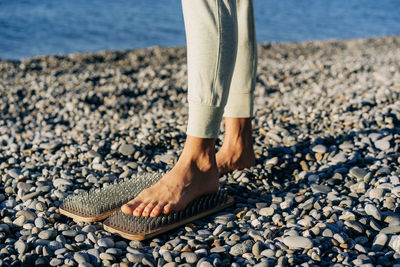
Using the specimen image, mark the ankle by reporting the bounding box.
[179,136,217,172]
[222,117,253,151]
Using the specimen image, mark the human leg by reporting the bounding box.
[216,0,257,174]
[122,0,238,217]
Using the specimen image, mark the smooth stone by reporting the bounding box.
[105,248,122,255]
[162,251,173,262]
[311,184,331,194]
[13,215,27,227]
[1,199,16,208]
[99,252,115,261]
[75,234,86,242]
[252,241,263,256]
[126,253,144,263]
[392,187,400,197]
[74,252,90,264]
[283,236,313,249]
[119,144,135,156]
[214,213,236,224]
[38,229,57,240]
[312,144,327,154]
[16,210,37,220]
[213,225,225,236]
[49,258,63,266]
[365,204,382,221]
[82,225,96,233]
[331,153,346,163]
[0,223,10,233]
[372,233,388,251]
[14,240,27,254]
[259,207,275,217]
[181,252,197,264]
[229,243,252,256]
[62,230,77,237]
[349,167,368,180]
[8,169,21,179]
[210,247,226,253]
[97,238,114,248]
[374,139,390,151]
[389,235,400,253]
[21,191,41,202]
[53,178,73,187]
[333,233,346,244]
[253,262,271,267]
[380,225,400,234]
[369,188,384,199]
[261,249,275,258]
[54,248,68,255]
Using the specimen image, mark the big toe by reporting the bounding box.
[121,204,133,214]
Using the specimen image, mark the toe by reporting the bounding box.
[121,204,132,214]
[150,202,165,217]
[121,200,139,214]
[133,202,148,216]
[163,203,172,215]
[142,201,157,217]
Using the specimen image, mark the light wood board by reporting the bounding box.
[59,205,120,223]
[103,196,234,240]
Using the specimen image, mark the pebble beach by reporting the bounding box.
[1,35,400,266]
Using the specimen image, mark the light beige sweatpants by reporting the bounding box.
[182,0,257,138]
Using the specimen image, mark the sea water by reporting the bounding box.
[0,0,399,59]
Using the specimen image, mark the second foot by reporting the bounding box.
[216,147,256,175]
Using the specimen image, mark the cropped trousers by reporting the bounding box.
[182,0,257,138]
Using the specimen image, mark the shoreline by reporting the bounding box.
[0,34,398,63]
[0,35,400,266]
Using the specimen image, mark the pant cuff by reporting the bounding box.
[223,92,253,118]
[186,103,224,138]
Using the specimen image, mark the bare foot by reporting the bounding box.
[216,117,255,174]
[216,144,255,175]
[121,137,219,217]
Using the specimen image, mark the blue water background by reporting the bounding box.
[0,0,399,60]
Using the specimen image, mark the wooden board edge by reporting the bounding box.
[103,195,234,240]
[59,206,120,223]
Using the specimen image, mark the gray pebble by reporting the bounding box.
[53,178,73,187]
[365,204,381,221]
[99,252,115,261]
[283,236,313,249]
[8,169,21,179]
[14,240,27,254]
[74,252,90,264]
[229,243,252,256]
[49,258,63,266]
[13,215,27,227]
[369,188,384,199]
[349,167,368,180]
[126,253,144,263]
[311,184,331,194]
[119,143,135,156]
[210,246,226,253]
[259,207,275,217]
[38,229,57,240]
[62,230,77,237]
[181,252,197,264]
[312,144,327,153]
[97,237,114,248]
[380,225,400,235]
[374,139,390,151]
